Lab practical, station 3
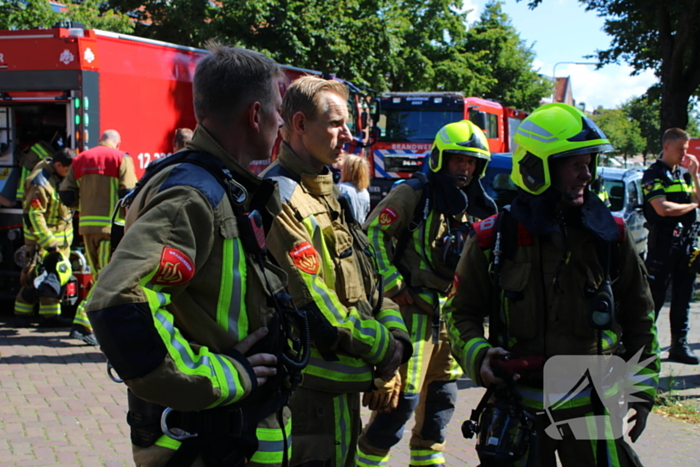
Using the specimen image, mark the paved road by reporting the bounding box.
[1,304,699,466]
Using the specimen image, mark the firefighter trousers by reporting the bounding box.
[73,233,111,333]
[14,245,70,318]
[289,387,361,467]
[357,307,462,467]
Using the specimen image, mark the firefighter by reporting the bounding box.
[357,120,496,467]
[16,141,54,203]
[85,44,304,466]
[446,103,659,466]
[14,148,76,328]
[261,75,412,467]
[642,127,700,364]
[58,129,137,345]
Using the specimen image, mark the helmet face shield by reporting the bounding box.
[511,103,613,195]
[429,120,491,175]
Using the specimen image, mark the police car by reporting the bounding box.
[597,167,648,257]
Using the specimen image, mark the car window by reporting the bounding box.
[627,179,639,209]
[602,179,625,212]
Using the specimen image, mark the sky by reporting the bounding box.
[462,0,658,112]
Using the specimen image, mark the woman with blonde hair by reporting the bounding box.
[338,153,371,223]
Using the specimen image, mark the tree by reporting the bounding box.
[460,1,551,111]
[593,106,645,164]
[623,92,661,159]
[0,0,133,33]
[525,0,700,134]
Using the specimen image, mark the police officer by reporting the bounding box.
[86,44,301,466]
[446,103,659,466]
[358,121,496,467]
[262,75,412,467]
[642,127,700,364]
[14,148,75,328]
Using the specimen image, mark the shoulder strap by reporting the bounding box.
[393,173,431,267]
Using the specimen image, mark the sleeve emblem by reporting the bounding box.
[642,180,654,193]
[152,247,195,286]
[30,198,42,209]
[378,207,399,225]
[448,272,460,299]
[290,241,320,275]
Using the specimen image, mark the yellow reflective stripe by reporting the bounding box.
[410,449,445,466]
[299,216,391,365]
[39,302,60,316]
[250,417,292,464]
[366,215,403,292]
[216,238,247,340]
[465,337,490,381]
[72,301,91,329]
[405,314,427,394]
[79,215,112,227]
[334,393,352,466]
[357,448,390,467]
[98,240,111,272]
[304,349,373,382]
[375,308,407,333]
[31,143,50,159]
[15,302,33,314]
[154,434,181,450]
[141,276,246,408]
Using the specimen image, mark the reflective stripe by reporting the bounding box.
[410,449,445,466]
[334,393,352,466]
[78,216,112,227]
[250,416,292,464]
[517,120,558,143]
[376,308,408,333]
[465,337,490,381]
[39,302,60,316]
[357,448,390,467]
[216,238,247,340]
[305,350,373,382]
[366,213,403,292]
[406,314,427,394]
[14,301,34,314]
[97,240,111,272]
[154,434,181,450]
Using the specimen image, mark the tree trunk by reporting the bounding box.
[660,84,690,133]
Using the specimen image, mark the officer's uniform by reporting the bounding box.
[446,210,660,466]
[14,159,73,319]
[59,142,137,332]
[263,143,411,467]
[86,126,295,466]
[642,159,697,332]
[358,180,465,467]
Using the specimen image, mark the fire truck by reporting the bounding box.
[0,24,371,302]
[368,92,528,205]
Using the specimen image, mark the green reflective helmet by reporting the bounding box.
[429,120,491,177]
[511,103,614,195]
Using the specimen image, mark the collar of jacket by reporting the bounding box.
[185,124,282,217]
[278,142,335,197]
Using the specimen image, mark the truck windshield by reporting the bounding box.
[379,109,463,143]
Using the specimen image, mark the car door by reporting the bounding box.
[624,176,647,256]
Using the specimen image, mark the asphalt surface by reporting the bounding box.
[0,303,699,466]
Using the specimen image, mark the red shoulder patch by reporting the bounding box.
[152,247,195,286]
[29,198,42,209]
[448,272,460,299]
[612,216,625,242]
[378,207,399,225]
[473,214,499,248]
[290,242,320,275]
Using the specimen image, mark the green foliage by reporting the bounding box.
[0,0,133,33]
[460,1,551,111]
[622,92,661,158]
[593,107,645,158]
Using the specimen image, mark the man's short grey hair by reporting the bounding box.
[194,42,282,123]
[100,130,121,145]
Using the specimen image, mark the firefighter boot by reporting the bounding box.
[668,334,699,365]
[14,314,31,328]
[69,324,98,346]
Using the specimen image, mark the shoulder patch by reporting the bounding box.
[378,206,399,225]
[30,198,42,209]
[642,179,654,193]
[152,247,195,286]
[474,214,499,248]
[158,164,225,208]
[290,242,320,275]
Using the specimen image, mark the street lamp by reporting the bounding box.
[551,61,598,104]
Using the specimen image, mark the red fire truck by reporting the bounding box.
[0,24,370,302]
[369,92,528,204]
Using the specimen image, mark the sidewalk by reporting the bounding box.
[0,303,699,466]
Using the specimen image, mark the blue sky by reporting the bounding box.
[463,0,658,111]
